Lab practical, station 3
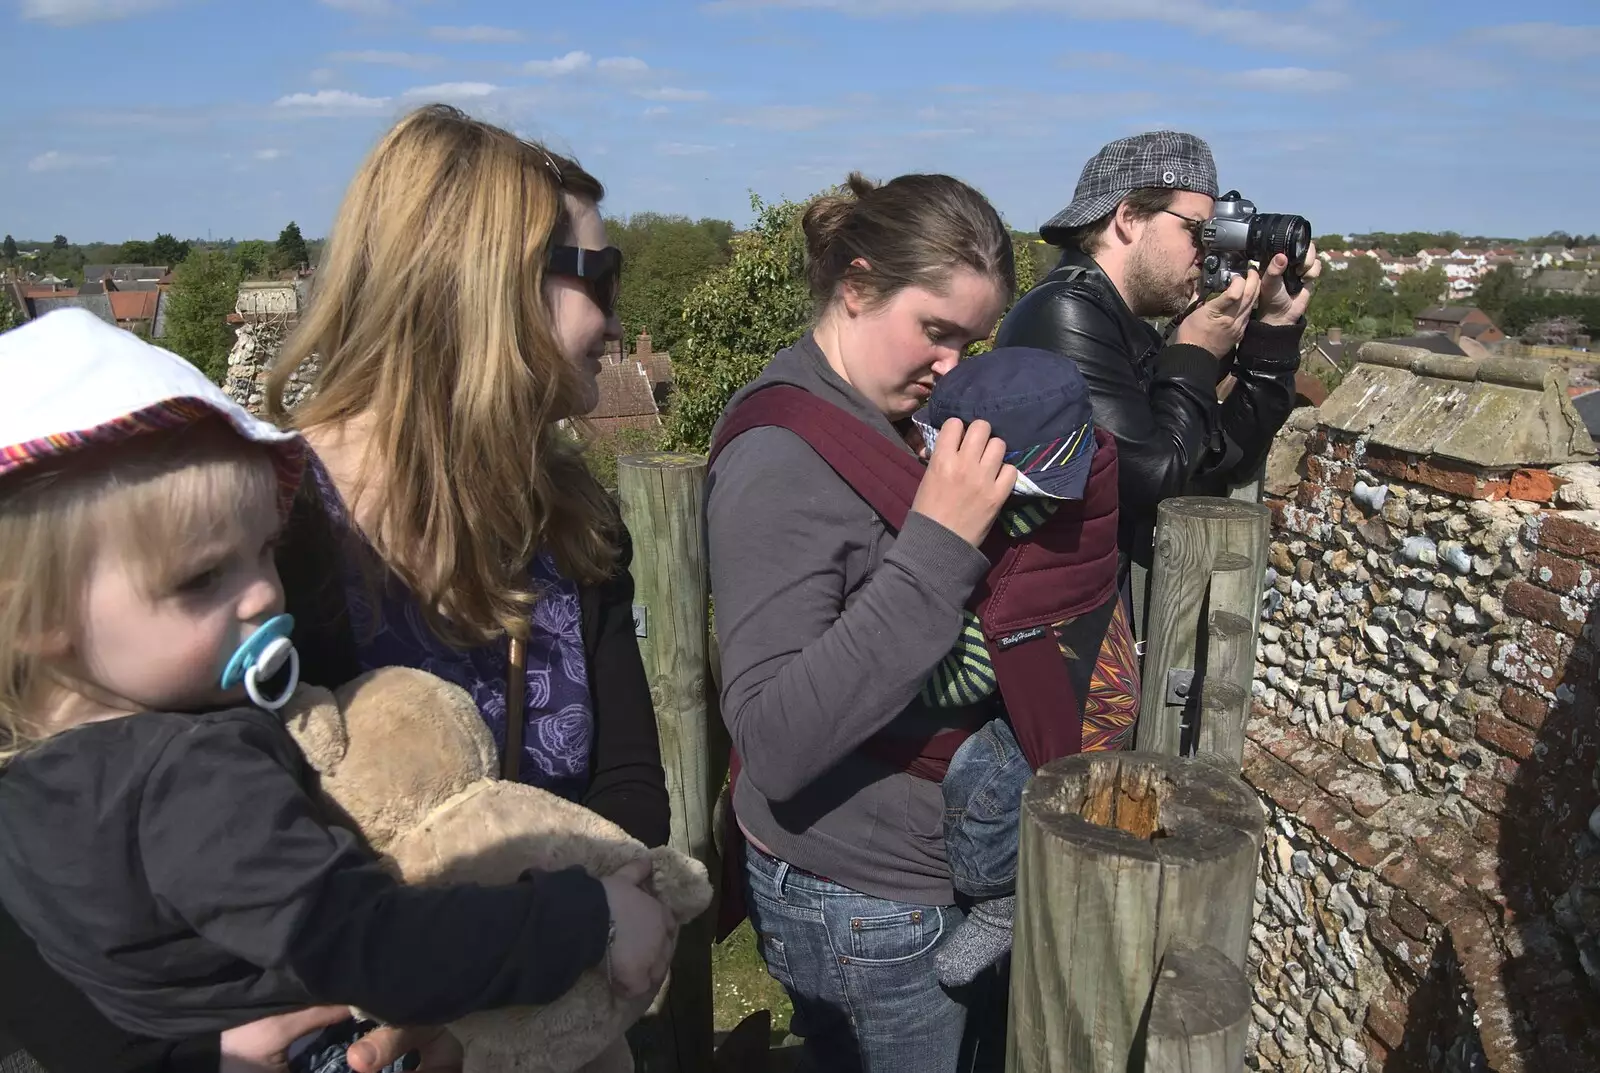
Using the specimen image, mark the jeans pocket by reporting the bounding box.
[755,928,793,987]
[845,905,946,965]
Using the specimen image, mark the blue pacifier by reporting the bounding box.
[220,614,300,711]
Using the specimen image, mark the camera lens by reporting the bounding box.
[1247,213,1311,267]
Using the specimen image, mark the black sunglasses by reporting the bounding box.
[547,245,623,317]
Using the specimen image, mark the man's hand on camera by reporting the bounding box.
[1257,242,1322,326]
[1175,267,1260,359]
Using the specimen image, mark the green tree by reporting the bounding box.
[52,234,68,250]
[1394,266,1448,324]
[1314,234,1348,251]
[163,249,241,383]
[275,221,310,272]
[148,233,191,267]
[119,239,154,263]
[664,193,814,453]
[0,292,20,332]
[232,240,273,279]
[1473,265,1523,320]
[2,235,16,262]
[609,214,735,355]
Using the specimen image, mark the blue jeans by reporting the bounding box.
[743,843,1006,1073]
[942,719,1030,901]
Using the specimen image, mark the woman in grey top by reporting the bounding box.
[706,172,1018,1073]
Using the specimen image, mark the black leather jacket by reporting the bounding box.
[995,247,1304,566]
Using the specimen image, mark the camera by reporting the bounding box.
[1199,190,1312,297]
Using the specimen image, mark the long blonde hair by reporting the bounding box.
[0,424,278,762]
[267,104,618,648]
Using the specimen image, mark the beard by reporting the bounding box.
[1125,238,1197,319]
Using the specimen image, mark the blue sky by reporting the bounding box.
[3,0,1597,243]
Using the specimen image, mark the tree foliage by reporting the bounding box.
[1307,260,1449,338]
[0,292,20,332]
[2,235,16,262]
[1501,294,1600,337]
[1314,234,1348,251]
[232,240,273,279]
[52,235,68,250]
[967,232,1040,357]
[163,249,241,383]
[608,213,734,356]
[275,221,310,271]
[1472,265,1523,320]
[118,233,190,267]
[663,194,814,453]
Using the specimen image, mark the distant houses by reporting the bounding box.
[5,263,170,337]
[1413,306,1506,345]
[588,331,675,436]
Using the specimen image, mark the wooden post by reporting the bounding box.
[1144,943,1252,1073]
[617,452,714,1073]
[1005,752,1264,1073]
[1135,497,1270,768]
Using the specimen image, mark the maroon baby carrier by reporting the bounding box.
[707,385,1135,939]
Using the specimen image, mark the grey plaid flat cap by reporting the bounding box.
[1039,131,1218,243]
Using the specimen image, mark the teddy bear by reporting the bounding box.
[281,666,714,1073]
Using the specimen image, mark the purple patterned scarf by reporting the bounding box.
[307,454,594,801]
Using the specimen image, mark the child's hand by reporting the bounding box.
[599,859,676,1000]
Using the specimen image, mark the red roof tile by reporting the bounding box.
[589,356,660,423]
[108,290,160,322]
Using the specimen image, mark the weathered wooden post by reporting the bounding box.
[1005,753,1264,1073]
[617,452,715,1073]
[1134,497,1270,768]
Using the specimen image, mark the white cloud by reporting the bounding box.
[639,86,711,102]
[254,148,284,161]
[28,150,115,171]
[1225,66,1349,92]
[273,90,392,115]
[598,56,651,74]
[327,50,440,70]
[401,82,499,101]
[20,0,175,25]
[702,0,1381,54]
[524,50,592,76]
[427,24,525,43]
[723,104,838,130]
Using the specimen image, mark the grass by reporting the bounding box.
[712,920,793,1042]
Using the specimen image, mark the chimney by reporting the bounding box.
[636,330,652,357]
[1327,326,1343,345]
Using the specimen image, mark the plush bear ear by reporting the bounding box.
[281,682,350,774]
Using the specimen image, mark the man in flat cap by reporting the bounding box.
[995,130,1319,639]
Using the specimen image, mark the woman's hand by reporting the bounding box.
[219,1006,349,1073]
[909,418,1015,547]
[347,1024,463,1073]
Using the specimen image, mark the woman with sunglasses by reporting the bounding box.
[0,104,668,1073]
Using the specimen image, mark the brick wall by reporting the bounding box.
[1243,413,1600,1071]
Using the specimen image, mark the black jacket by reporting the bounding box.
[995,247,1304,566]
[0,479,670,1073]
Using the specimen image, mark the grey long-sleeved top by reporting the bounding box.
[706,335,992,905]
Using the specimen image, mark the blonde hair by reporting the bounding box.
[0,423,278,761]
[266,104,618,648]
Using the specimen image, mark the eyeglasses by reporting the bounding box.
[547,245,623,318]
[1160,209,1206,249]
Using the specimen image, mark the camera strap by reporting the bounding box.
[1161,295,1204,343]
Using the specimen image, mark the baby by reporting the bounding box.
[910,346,1104,988]
[0,310,672,1072]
